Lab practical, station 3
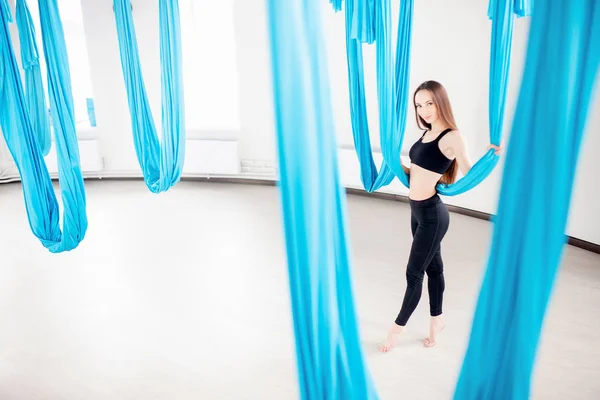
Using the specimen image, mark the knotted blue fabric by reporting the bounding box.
[454,0,600,398]
[333,0,531,195]
[0,0,87,253]
[16,0,51,156]
[267,0,378,398]
[113,0,185,193]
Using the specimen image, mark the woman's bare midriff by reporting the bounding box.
[408,163,443,200]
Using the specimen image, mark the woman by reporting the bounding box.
[379,80,502,352]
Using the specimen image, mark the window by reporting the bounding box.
[179,0,240,131]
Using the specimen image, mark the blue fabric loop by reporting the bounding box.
[0,0,87,253]
[113,0,186,193]
[344,0,412,192]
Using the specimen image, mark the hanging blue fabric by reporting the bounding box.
[511,0,534,17]
[336,0,530,196]
[0,0,8,29]
[267,0,378,399]
[86,98,96,127]
[488,0,533,20]
[15,0,51,156]
[343,0,412,192]
[329,0,343,13]
[0,0,87,253]
[350,0,376,44]
[454,0,599,398]
[113,0,185,193]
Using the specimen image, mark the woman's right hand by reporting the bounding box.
[487,141,504,155]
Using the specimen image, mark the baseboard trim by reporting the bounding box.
[567,237,600,255]
[181,176,277,186]
[2,175,598,255]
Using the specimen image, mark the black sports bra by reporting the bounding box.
[408,128,454,174]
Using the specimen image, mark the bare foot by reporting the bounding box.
[378,324,405,352]
[424,315,445,347]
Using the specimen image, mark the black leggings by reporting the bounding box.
[395,194,449,326]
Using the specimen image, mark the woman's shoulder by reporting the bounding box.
[442,129,463,141]
[437,128,463,145]
[441,129,468,150]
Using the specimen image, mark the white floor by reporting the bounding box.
[0,181,598,400]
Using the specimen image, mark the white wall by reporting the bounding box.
[568,92,600,245]
[232,0,275,161]
[0,0,598,245]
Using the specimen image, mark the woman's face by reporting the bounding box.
[415,90,438,126]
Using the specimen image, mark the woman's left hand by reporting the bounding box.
[487,142,504,155]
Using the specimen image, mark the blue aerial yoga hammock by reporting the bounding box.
[267,0,377,398]
[340,0,410,192]
[454,0,600,398]
[334,0,529,195]
[0,0,87,253]
[268,0,598,399]
[113,0,186,194]
[15,0,51,156]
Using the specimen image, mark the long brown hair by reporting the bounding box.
[413,81,458,185]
